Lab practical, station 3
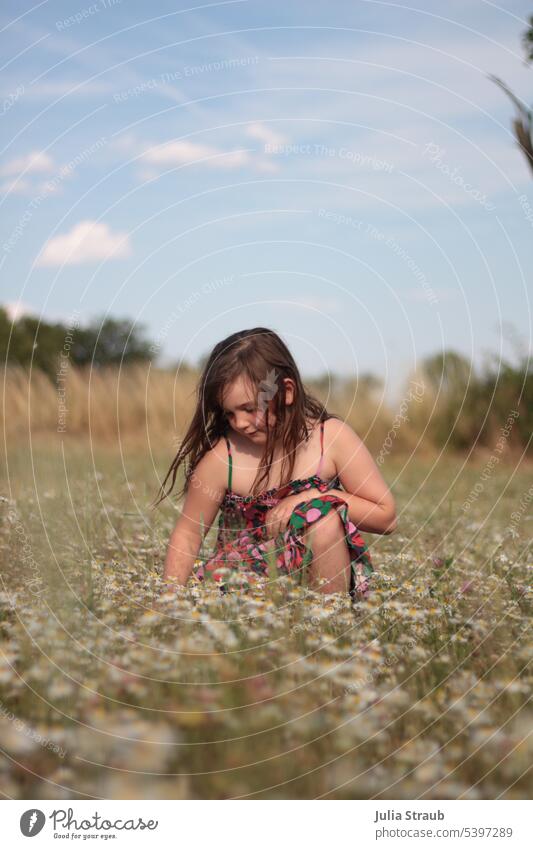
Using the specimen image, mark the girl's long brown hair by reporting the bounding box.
[152,327,338,506]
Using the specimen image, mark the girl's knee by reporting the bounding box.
[305,510,345,550]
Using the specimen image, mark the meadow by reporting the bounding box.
[0,366,531,799]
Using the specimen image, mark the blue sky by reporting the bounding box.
[1,0,532,399]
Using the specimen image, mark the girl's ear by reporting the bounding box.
[283,377,296,406]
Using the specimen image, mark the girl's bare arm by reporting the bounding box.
[163,443,227,585]
[328,419,398,535]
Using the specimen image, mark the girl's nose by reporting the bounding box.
[235,413,251,431]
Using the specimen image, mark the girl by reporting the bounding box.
[154,327,397,601]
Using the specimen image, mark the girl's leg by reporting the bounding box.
[302,510,351,594]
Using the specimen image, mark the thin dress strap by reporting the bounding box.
[225,434,233,491]
[316,420,325,478]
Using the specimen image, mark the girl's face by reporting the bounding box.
[221,374,294,443]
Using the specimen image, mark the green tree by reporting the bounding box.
[0,309,67,377]
[419,348,531,454]
[421,350,471,394]
[420,350,478,450]
[71,316,153,367]
[0,309,154,376]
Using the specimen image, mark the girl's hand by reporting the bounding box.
[263,489,324,539]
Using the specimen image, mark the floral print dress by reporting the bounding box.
[194,419,373,601]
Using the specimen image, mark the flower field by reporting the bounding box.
[0,440,531,799]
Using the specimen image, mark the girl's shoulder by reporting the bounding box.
[206,434,231,467]
[191,435,230,488]
[323,415,356,434]
[300,414,348,455]
[321,414,347,441]
[209,433,229,454]
[322,416,363,459]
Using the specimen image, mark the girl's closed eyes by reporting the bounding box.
[154,326,397,601]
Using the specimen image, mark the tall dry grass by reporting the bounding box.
[1,363,527,462]
[2,364,198,444]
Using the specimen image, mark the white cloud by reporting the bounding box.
[136,168,161,183]
[1,150,54,178]
[214,150,253,169]
[0,179,33,195]
[142,140,214,165]
[246,123,288,146]
[126,133,281,177]
[141,139,252,170]
[108,133,139,154]
[36,178,63,195]
[36,220,131,267]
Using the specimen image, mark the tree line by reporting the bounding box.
[1,307,530,454]
[0,307,154,377]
